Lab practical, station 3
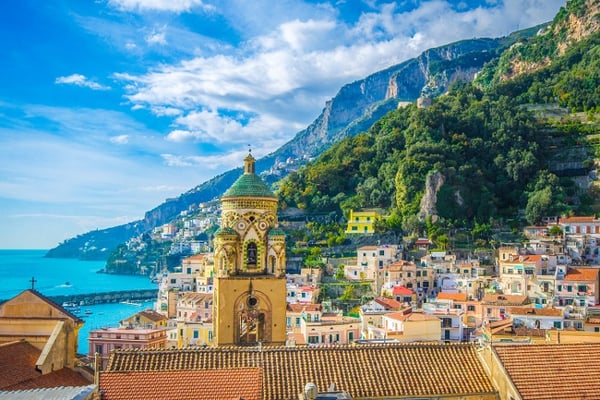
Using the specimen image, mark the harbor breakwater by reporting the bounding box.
[49,289,158,307]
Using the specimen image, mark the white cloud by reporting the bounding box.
[110,134,129,144]
[165,129,203,142]
[160,149,251,170]
[111,0,564,163]
[146,27,167,45]
[107,0,213,13]
[55,74,110,90]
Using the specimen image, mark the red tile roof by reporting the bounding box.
[560,216,597,223]
[508,307,563,317]
[437,292,468,302]
[102,344,497,399]
[564,267,600,281]
[374,297,403,310]
[494,343,600,400]
[0,340,91,390]
[482,294,530,306]
[100,368,262,400]
[392,286,415,296]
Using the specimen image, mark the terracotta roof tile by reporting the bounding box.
[564,267,600,281]
[392,286,415,295]
[102,344,497,399]
[560,216,597,223]
[494,343,600,400]
[373,297,403,310]
[138,309,169,322]
[100,368,262,400]
[482,294,530,306]
[0,341,41,389]
[508,307,563,317]
[437,292,468,302]
[0,340,91,390]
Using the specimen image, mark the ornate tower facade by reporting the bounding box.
[212,151,287,346]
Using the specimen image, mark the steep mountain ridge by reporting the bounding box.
[46,32,540,260]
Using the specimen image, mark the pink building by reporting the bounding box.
[88,327,167,369]
[556,267,600,307]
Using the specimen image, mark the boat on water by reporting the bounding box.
[120,300,143,307]
[84,309,92,315]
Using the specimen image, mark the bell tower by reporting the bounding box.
[212,150,287,346]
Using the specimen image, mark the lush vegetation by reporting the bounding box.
[279,2,600,245]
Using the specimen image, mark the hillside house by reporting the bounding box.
[344,209,382,234]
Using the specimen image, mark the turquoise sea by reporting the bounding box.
[0,249,158,354]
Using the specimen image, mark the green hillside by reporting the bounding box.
[278,0,600,241]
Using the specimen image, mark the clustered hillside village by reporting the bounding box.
[2,0,600,398]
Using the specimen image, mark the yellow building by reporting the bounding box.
[0,289,83,371]
[345,209,382,234]
[212,151,287,346]
[382,311,441,343]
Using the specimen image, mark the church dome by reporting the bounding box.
[221,152,276,199]
[222,173,277,199]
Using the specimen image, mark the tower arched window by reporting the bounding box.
[247,243,257,267]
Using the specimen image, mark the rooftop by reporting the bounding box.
[0,341,91,390]
[99,368,262,400]
[494,343,600,400]
[103,343,497,399]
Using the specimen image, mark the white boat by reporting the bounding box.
[120,300,142,307]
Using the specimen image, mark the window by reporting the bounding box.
[95,345,103,354]
[295,317,301,327]
[468,305,475,312]
[193,330,199,339]
[379,250,385,256]
[567,285,573,292]
[247,242,257,266]
[558,285,562,292]
[208,331,213,342]
[308,336,319,344]
[349,332,354,341]
[286,317,291,327]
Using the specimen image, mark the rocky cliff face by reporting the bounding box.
[46,35,530,259]
[496,0,598,82]
[419,171,445,222]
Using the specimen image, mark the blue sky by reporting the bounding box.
[0,0,566,249]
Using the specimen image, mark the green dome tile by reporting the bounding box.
[222,173,277,199]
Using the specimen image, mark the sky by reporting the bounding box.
[0,0,567,249]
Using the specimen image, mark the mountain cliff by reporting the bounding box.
[45,30,542,260]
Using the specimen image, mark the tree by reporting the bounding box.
[525,187,553,225]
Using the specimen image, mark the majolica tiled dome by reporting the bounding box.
[221,152,276,199]
[267,227,286,237]
[214,226,239,236]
